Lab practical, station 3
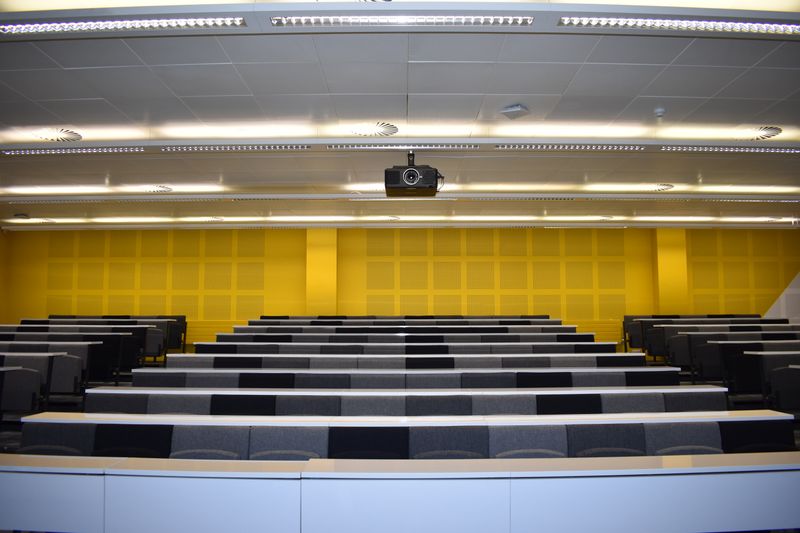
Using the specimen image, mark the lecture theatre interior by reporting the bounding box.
[0,0,799,531]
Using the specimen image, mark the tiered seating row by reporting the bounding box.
[651,323,800,360]
[250,318,563,326]
[166,353,647,369]
[85,385,727,416]
[235,325,576,334]
[20,410,795,460]
[132,367,680,389]
[622,314,761,349]
[195,341,617,354]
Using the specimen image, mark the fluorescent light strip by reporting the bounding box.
[161,144,310,153]
[495,144,645,151]
[328,144,480,151]
[0,17,245,35]
[270,15,533,27]
[2,147,145,156]
[5,215,796,225]
[661,146,800,154]
[558,16,800,35]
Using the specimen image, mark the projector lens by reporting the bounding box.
[402,168,421,185]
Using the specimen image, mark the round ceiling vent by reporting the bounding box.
[351,122,399,137]
[752,126,782,140]
[33,128,83,142]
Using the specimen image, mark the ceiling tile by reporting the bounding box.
[34,39,143,69]
[642,66,746,97]
[0,69,101,100]
[125,36,229,65]
[477,94,562,121]
[38,98,133,125]
[218,35,318,63]
[324,63,407,94]
[181,96,265,121]
[106,97,198,125]
[409,34,504,62]
[565,64,663,96]
[547,95,633,121]
[587,35,692,65]
[0,101,63,126]
[0,42,60,70]
[408,94,484,121]
[673,39,781,67]
[683,98,775,124]
[74,67,174,99]
[410,62,494,93]
[236,63,328,95]
[0,81,26,102]
[489,63,580,94]
[315,34,408,63]
[331,94,407,120]
[255,94,334,121]
[754,100,800,125]
[498,34,600,62]
[614,96,705,123]
[757,42,800,68]
[718,68,800,100]
[151,64,251,97]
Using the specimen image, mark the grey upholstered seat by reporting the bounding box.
[571,372,626,387]
[405,373,460,388]
[601,393,665,413]
[19,422,96,456]
[350,373,406,389]
[489,425,568,458]
[169,425,250,460]
[275,395,341,415]
[341,395,405,416]
[147,394,211,414]
[472,395,538,415]
[567,423,647,457]
[663,391,727,412]
[0,367,40,412]
[409,426,489,459]
[248,426,328,461]
[644,422,723,455]
[185,372,239,388]
[85,393,149,414]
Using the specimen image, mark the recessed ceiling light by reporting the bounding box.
[558,16,800,35]
[270,15,534,28]
[584,183,674,192]
[0,17,245,35]
[32,128,82,142]
[4,185,107,195]
[751,126,782,140]
[350,122,399,137]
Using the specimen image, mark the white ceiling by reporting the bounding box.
[0,1,798,229]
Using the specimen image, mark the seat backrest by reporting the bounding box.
[644,422,723,456]
[601,393,666,413]
[409,426,489,459]
[0,367,40,412]
[92,424,174,458]
[489,425,568,458]
[85,393,149,414]
[20,422,96,456]
[567,423,646,457]
[248,426,328,460]
[472,395,538,415]
[340,395,405,416]
[147,394,211,414]
[170,425,250,460]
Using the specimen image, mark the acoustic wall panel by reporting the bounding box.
[205,230,233,257]
[77,263,104,290]
[109,231,137,257]
[79,232,105,257]
[140,231,168,257]
[48,231,75,257]
[140,263,167,290]
[109,263,135,290]
[687,229,800,314]
[173,230,201,257]
[433,228,461,256]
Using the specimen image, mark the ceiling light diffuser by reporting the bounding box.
[558,16,800,35]
[270,15,533,27]
[0,17,245,35]
[3,185,108,195]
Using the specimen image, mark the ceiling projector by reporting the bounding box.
[384,151,442,197]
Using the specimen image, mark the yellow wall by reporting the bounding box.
[686,229,800,314]
[1,227,797,347]
[0,231,8,323]
[339,228,657,343]
[5,229,306,347]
